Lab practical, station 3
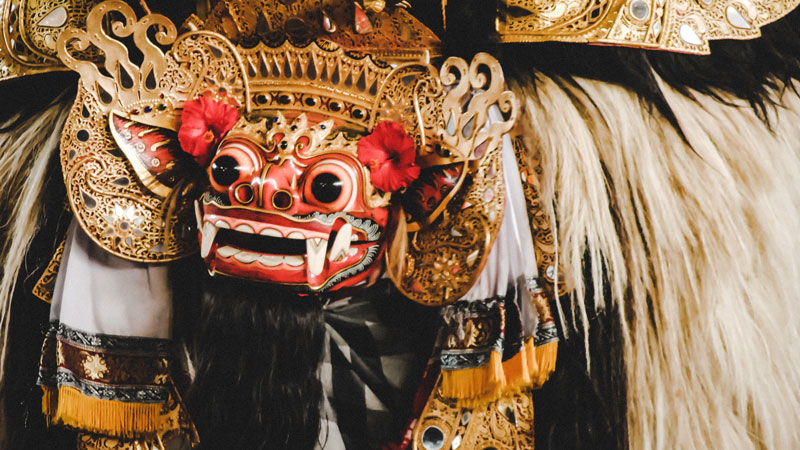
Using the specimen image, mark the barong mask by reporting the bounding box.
[199,113,392,291]
[55,0,518,299]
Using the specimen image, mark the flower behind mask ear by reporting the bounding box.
[178,93,240,166]
[357,121,420,193]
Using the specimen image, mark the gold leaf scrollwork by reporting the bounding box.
[57,0,177,113]
[387,53,518,306]
[412,377,534,450]
[57,1,247,262]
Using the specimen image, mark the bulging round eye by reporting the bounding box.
[211,155,241,186]
[303,162,354,210]
[208,140,258,193]
[310,172,343,204]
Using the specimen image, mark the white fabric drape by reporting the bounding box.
[50,220,173,339]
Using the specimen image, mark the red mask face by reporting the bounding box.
[198,114,391,292]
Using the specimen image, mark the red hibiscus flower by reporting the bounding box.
[178,94,239,166]
[357,121,420,192]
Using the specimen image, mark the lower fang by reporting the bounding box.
[200,222,217,258]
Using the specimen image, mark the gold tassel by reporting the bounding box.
[440,338,557,406]
[47,386,163,438]
[502,347,531,389]
[502,338,537,391]
[41,385,57,426]
[531,341,558,387]
[441,350,506,407]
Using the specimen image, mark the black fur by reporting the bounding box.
[184,273,326,450]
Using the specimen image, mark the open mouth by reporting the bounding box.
[195,202,382,290]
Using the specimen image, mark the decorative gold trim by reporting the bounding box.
[387,53,518,306]
[412,376,535,450]
[0,0,101,83]
[496,0,800,55]
[32,238,66,304]
[513,137,568,297]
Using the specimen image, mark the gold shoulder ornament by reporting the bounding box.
[0,0,101,82]
[496,0,800,54]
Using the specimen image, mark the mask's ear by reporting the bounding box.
[400,162,465,228]
[109,112,199,198]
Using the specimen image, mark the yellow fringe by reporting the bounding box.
[441,338,558,406]
[43,385,162,438]
[441,350,506,406]
[502,346,532,389]
[532,341,558,387]
[41,385,57,425]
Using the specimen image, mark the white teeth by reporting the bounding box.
[220,248,306,268]
[328,223,352,262]
[235,224,255,233]
[348,247,358,256]
[234,251,258,263]
[287,231,304,240]
[194,200,202,230]
[284,255,304,266]
[200,222,218,258]
[306,238,327,276]
[258,253,284,266]
[259,228,282,237]
[217,246,240,258]
[215,220,230,229]
[351,234,358,241]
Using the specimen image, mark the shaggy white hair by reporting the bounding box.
[516,75,800,449]
[0,98,71,444]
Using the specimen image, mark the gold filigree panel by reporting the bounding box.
[61,86,194,262]
[390,144,506,306]
[58,2,247,262]
[0,0,100,81]
[513,137,567,297]
[199,0,440,62]
[497,0,800,55]
[387,53,517,306]
[412,378,535,450]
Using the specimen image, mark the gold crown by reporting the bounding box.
[239,40,395,129]
[197,0,440,61]
[495,0,800,54]
[0,0,440,82]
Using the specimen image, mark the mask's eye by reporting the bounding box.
[310,172,342,203]
[208,140,258,193]
[211,155,241,186]
[303,162,355,211]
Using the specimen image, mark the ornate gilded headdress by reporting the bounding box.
[6,0,800,85]
[53,0,517,302]
[0,0,101,81]
[495,0,800,54]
